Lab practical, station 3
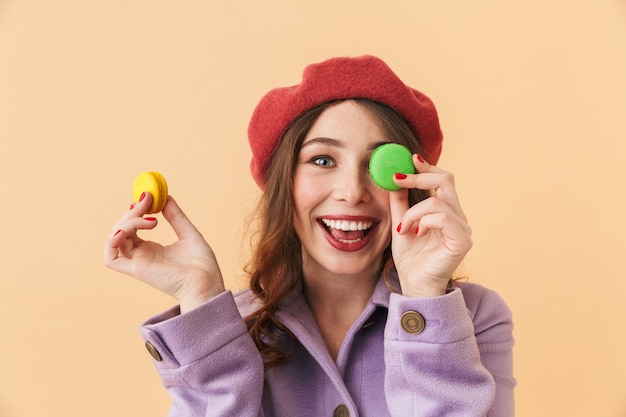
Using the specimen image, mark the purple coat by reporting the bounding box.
[140,273,515,416]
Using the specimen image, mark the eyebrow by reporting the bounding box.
[301,137,391,151]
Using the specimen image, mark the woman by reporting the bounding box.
[105,55,515,416]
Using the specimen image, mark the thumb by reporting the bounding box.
[161,196,202,240]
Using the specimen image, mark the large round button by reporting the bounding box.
[333,404,350,417]
[400,311,425,334]
[145,341,163,362]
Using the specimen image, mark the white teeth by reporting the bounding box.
[322,219,374,231]
[338,238,361,243]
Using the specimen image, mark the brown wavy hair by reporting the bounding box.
[244,99,431,370]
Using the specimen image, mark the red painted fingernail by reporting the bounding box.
[396,223,402,233]
[114,229,122,236]
[415,226,420,235]
[416,154,425,163]
[394,173,407,180]
[145,217,157,221]
[139,192,146,202]
[129,203,135,210]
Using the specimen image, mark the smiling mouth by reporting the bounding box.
[320,218,375,244]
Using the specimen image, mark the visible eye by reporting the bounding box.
[310,156,334,167]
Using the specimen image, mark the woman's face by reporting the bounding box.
[293,100,393,280]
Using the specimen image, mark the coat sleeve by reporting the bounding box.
[384,286,515,417]
[139,290,265,417]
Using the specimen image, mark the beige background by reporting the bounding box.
[1,1,625,416]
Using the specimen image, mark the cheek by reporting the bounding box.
[373,189,391,215]
[292,167,329,210]
[292,173,318,232]
[292,173,310,212]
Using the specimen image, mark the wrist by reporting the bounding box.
[178,285,225,314]
[400,279,448,298]
[402,287,447,298]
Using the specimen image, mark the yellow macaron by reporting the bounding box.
[132,171,168,214]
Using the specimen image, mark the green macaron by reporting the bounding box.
[369,143,415,191]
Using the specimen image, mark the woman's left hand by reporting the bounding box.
[389,154,473,298]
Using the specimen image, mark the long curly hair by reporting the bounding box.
[244,99,431,370]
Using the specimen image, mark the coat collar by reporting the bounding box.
[278,268,399,311]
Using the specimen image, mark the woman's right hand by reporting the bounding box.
[104,192,226,313]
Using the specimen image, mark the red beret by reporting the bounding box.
[247,55,443,188]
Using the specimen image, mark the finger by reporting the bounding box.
[104,229,136,274]
[406,154,456,193]
[161,196,203,241]
[415,213,473,254]
[396,197,471,236]
[388,188,409,235]
[110,192,155,233]
[105,214,158,262]
[129,191,158,219]
[108,215,158,240]
[105,250,138,277]
[393,155,467,221]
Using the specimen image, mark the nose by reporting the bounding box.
[333,161,372,205]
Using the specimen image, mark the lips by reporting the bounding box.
[318,216,378,252]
